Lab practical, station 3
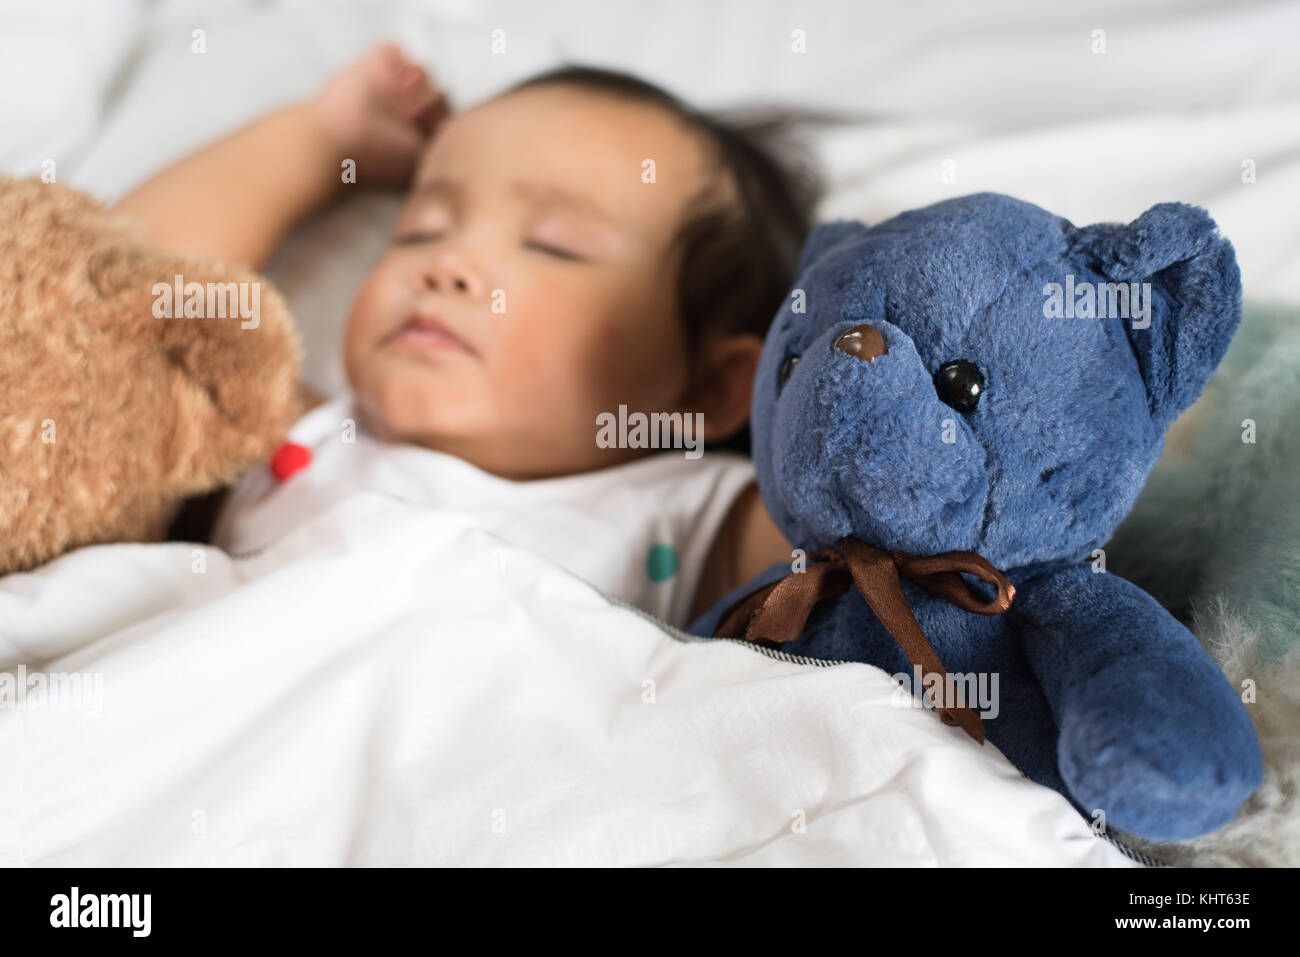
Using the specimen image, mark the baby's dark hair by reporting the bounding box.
[505,65,850,452]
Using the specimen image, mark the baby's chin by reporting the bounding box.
[348,376,625,479]
[346,351,639,477]
[349,359,487,448]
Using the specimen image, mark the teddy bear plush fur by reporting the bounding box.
[692,193,1262,841]
[0,176,302,575]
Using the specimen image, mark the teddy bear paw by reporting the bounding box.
[1055,660,1262,840]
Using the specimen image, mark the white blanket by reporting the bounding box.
[0,493,1134,866]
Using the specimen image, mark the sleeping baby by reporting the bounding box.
[117,44,821,626]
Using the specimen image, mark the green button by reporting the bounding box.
[645,543,679,583]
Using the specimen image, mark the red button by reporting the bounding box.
[270,441,312,482]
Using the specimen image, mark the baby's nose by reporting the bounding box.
[422,269,472,294]
[833,324,887,363]
[420,251,482,297]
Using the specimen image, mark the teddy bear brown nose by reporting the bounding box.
[833,324,887,363]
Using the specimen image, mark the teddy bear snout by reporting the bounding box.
[832,324,887,363]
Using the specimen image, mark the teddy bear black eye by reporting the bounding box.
[933,360,985,413]
[778,354,801,387]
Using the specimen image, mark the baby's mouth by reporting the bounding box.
[383,313,479,357]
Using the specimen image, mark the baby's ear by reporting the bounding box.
[796,219,869,276]
[683,333,763,444]
[1073,202,1242,430]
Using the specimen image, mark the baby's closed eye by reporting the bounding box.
[392,230,587,262]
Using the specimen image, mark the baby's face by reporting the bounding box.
[344,84,720,478]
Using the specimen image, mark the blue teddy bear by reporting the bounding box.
[692,193,1262,841]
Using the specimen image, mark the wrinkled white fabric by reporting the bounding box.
[1,493,1136,866]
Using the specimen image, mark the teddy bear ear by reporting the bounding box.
[1073,202,1242,430]
[796,219,870,277]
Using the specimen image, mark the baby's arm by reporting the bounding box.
[692,482,793,623]
[114,44,447,269]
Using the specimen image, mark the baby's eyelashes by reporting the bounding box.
[394,231,443,245]
[523,239,585,261]
[391,231,587,262]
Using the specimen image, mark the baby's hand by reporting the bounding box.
[314,43,449,186]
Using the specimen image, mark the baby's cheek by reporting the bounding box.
[493,325,582,410]
[344,274,392,360]
[480,337,591,456]
[592,323,686,411]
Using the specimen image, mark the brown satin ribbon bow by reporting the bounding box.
[714,537,1016,744]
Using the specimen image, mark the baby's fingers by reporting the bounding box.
[373,42,420,80]
[387,61,448,127]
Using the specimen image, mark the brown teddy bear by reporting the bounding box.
[0,176,303,575]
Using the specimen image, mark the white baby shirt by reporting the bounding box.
[210,394,757,627]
